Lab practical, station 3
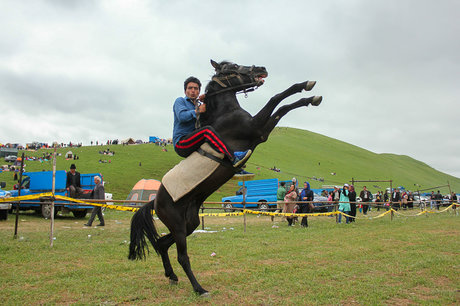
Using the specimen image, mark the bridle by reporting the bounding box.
[195,65,265,129]
[204,66,263,99]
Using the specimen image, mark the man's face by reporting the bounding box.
[304,183,308,189]
[70,169,75,174]
[185,82,200,100]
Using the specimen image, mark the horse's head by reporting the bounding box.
[207,60,268,94]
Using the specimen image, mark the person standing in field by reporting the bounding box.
[348,185,357,222]
[338,184,351,224]
[299,181,314,228]
[283,184,297,226]
[271,181,286,222]
[84,176,105,227]
[451,192,458,215]
[360,186,371,215]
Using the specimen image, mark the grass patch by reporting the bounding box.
[1,209,459,304]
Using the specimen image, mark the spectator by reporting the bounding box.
[283,184,297,226]
[332,186,341,212]
[384,190,390,211]
[375,191,383,211]
[299,181,314,228]
[435,190,443,210]
[338,184,351,224]
[84,176,105,227]
[401,190,408,209]
[327,191,334,215]
[271,181,286,222]
[430,191,436,210]
[66,164,83,198]
[407,192,414,209]
[348,185,357,222]
[451,192,458,215]
[360,186,371,215]
[391,188,401,210]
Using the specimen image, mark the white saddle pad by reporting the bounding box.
[162,143,225,202]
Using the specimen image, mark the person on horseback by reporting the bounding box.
[173,76,252,170]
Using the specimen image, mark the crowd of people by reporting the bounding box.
[273,180,458,227]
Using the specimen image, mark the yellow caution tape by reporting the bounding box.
[199,212,244,217]
[3,193,459,218]
[0,192,54,202]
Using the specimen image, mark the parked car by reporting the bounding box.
[0,182,12,220]
[222,178,333,212]
[4,155,17,162]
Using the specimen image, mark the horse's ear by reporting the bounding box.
[210,59,220,70]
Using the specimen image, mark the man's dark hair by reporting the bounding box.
[184,76,201,91]
[280,182,285,187]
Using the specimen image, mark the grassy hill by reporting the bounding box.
[1,127,458,201]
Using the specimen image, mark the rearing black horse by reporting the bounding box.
[129,60,322,296]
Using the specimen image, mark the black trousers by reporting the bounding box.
[87,206,104,225]
[174,126,234,160]
[350,203,357,222]
[362,201,370,214]
[299,203,310,227]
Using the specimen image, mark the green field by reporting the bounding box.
[0,209,459,304]
[1,127,459,304]
[1,127,458,203]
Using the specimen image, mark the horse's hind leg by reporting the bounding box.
[156,234,179,284]
[174,229,208,296]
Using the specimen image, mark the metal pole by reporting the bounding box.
[13,152,25,239]
[50,145,57,247]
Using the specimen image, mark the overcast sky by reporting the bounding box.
[0,0,459,177]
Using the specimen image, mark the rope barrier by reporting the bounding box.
[2,192,458,219]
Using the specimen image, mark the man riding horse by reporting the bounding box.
[173,76,252,175]
[130,60,322,296]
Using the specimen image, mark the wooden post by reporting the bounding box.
[201,204,205,230]
[50,145,57,247]
[13,152,25,239]
[243,179,247,233]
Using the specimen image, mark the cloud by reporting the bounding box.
[0,0,458,177]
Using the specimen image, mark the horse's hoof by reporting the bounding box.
[200,291,211,298]
[169,279,178,285]
[311,96,322,106]
[305,81,316,91]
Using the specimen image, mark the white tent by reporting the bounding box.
[65,151,74,158]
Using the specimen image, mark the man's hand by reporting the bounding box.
[196,103,206,114]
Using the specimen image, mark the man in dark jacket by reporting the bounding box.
[360,186,372,215]
[66,164,82,198]
[435,190,443,210]
[299,182,314,227]
[391,188,401,210]
[85,176,105,226]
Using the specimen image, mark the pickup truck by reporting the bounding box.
[0,182,12,220]
[6,170,103,219]
[222,179,284,211]
[221,178,333,212]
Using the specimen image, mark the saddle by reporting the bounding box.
[162,143,225,202]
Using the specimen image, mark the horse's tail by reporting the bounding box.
[128,200,160,260]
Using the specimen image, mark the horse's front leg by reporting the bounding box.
[258,95,322,143]
[252,81,316,128]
